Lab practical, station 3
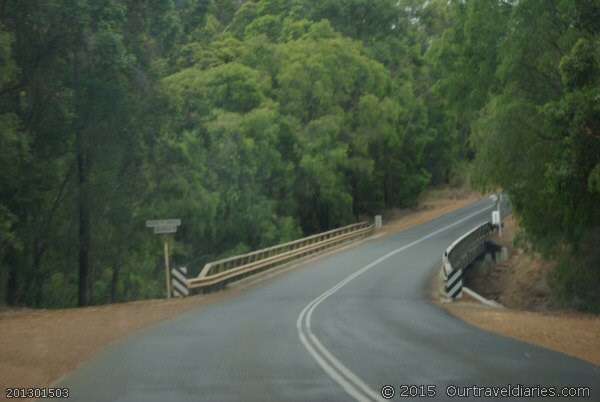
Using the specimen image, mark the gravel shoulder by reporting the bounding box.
[444,302,600,366]
[0,187,480,400]
[0,291,243,396]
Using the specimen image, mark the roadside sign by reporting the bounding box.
[153,225,178,235]
[145,218,182,299]
[146,219,181,228]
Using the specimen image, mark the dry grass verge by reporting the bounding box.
[444,302,600,366]
[0,291,243,398]
[463,216,557,310]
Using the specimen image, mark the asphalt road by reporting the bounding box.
[59,198,599,402]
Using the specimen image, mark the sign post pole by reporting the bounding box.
[164,238,171,299]
[146,219,181,299]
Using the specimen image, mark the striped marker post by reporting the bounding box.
[171,266,189,297]
[445,268,463,299]
[442,254,463,300]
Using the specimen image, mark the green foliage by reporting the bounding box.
[440,0,600,310]
[589,164,600,194]
[5,0,549,309]
[244,15,283,41]
[308,0,400,40]
[560,38,598,90]
[41,272,78,308]
[164,62,266,115]
[0,26,18,87]
[550,229,600,313]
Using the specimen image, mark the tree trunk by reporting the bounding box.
[110,262,120,303]
[6,253,17,305]
[76,128,90,307]
[350,175,360,220]
[32,238,44,306]
[383,168,391,207]
[73,48,91,307]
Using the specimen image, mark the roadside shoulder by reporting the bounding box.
[434,215,600,367]
[442,301,600,367]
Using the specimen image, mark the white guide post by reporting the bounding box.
[375,215,382,229]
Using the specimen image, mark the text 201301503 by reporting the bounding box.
[5,387,70,399]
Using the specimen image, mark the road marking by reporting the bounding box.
[297,203,494,402]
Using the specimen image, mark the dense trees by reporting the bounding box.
[0,0,179,306]
[435,0,600,310]
[0,0,433,307]
[1,0,598,310]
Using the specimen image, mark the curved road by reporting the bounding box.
[60,199,599,401]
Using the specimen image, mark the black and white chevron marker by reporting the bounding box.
[442,256,463,299]
[171,266,189,297]
[445,268,463,299]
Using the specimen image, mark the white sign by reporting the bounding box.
[146,219,181,228]
[153,225,178,234]
[492,210,501,226]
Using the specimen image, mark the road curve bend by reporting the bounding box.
[59,199,599,402]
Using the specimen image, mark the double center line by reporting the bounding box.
[296,203,494,401]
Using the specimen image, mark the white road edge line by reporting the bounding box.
[297,203,495,402]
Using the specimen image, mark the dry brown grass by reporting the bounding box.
[464,216,557,311]
[445,302,600,366]
[0,293,240,400]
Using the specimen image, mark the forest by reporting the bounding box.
[0,0,598,310]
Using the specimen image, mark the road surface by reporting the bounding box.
[59,199,599,401]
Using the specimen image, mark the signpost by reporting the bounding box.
[146,219,181,298]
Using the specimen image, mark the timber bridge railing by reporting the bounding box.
[186,221,377,293]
